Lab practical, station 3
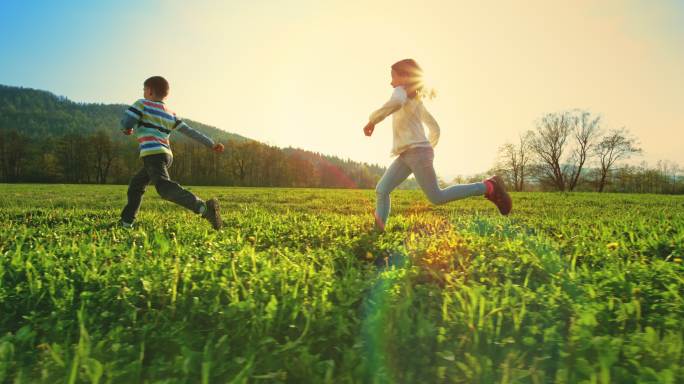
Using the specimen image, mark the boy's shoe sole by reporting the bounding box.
[203,199,222,230]
[485,175,512,215]
[118,220,133,229]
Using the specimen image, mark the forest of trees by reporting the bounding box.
[0,85,384,188]
[491,109,683,194]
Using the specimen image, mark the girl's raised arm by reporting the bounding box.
[368,86,408,125]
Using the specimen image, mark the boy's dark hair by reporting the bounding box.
[144,76,170,98]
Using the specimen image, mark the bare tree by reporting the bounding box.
[497,143,517,187]
[656,160,680,194]
[567,110,601,191]
[595,128,641,192]
[672,163,681,194]
[529,112,573,191]
[497,131,533,191]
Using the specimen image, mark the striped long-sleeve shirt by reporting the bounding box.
[121,99,215,157]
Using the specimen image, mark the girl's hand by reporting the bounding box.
[122,128,133,136]
[212,143,225,153]
[363,122,375,137]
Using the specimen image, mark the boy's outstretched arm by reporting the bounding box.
[174,120,224,152]
[120,101,144,135]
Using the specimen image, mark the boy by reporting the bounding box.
[119,76,224,230]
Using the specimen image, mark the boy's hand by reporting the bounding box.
[212,143,225,153]
[363,122,375,136]
[122,129,133,136]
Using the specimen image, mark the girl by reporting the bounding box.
[363,59,512,231]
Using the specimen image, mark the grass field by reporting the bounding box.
[1,184,683,383]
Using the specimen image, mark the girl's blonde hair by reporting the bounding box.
[391,59,435,100]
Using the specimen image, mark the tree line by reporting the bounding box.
[0,85,384,188]
[2,85,680,193]
[492,109,682,194]
[0,127,384,188]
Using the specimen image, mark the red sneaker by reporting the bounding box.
[484,175,512,215]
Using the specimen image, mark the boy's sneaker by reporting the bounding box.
[202,199,222,230]
[484,175,512,215]
[118,220,133,229]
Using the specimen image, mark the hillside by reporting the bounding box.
[0,84,384,187]
[0,84,248,143]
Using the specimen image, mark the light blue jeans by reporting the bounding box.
[375,146,486,226]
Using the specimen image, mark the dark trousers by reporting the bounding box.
[120,153,203,223]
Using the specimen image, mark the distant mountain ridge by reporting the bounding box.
[0,84,249,143]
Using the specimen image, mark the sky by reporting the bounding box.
[1,0,682,179]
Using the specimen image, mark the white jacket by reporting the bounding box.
[369,86,440,156]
